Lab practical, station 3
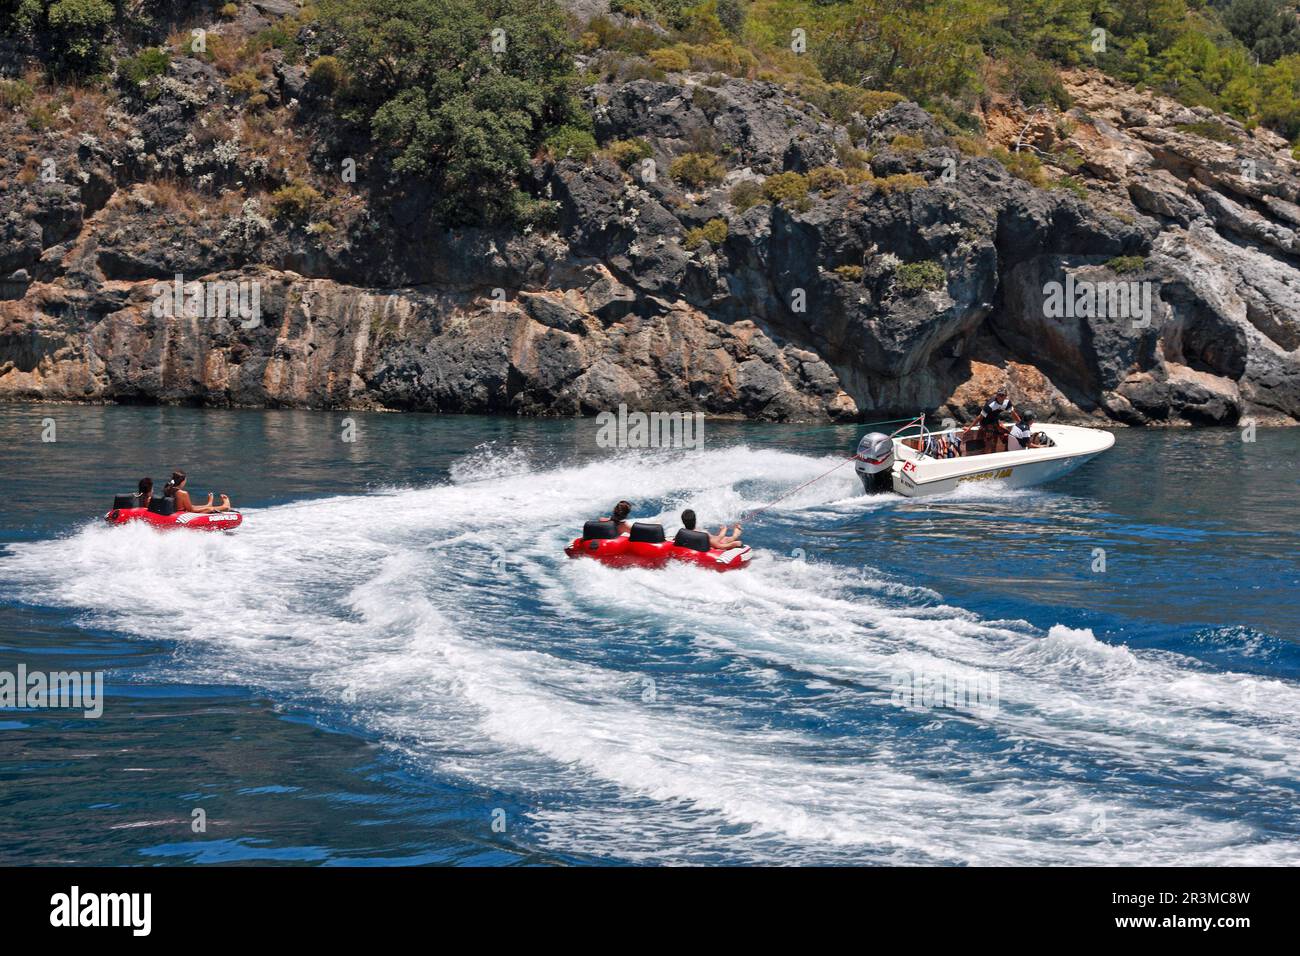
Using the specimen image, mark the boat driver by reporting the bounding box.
[1008,410,1046,450]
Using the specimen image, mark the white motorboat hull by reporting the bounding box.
[863,424,1115,498]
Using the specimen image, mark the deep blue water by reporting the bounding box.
[1,404,1297,865]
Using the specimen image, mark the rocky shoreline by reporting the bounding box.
[2,10,1297,426]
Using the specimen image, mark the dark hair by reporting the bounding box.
[164,470,186,497]
[681,509,696,530]
[138,477,152,497]
[612,500,631,522]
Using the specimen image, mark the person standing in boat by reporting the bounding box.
[964,387,1021,454]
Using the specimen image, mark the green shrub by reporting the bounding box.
[308,55,345,94]
[833,264,864,281]
[1002,53,1071,110]
[684,217,728,250]
[220,3,239,18]
[510,191,560,229]
[670,151,726,186]
[729,179,765,212]
[582,15,661,56]
[0,79,35,110]
[835,143,872,169]
[672,39,755,75]
[604,138,653,169]
[1257,55,1300,139]
[270,181,323,220]
[895,260,946,294]
[225,70,261,96]
[1106,256,1147,274]
[251,24,304,61]
[26,104,58,131]
[545,126,599,161]
[119,48,170,86]
[789,80,905,124]
[889,133,926,152]
[762,171,809,204]
[1048,175,1088,200]
[1048,146,1084,172]
[991,147,1045,187]
[953,135,987,156]
[807,165,847,193]
[717,0,744,36]
[320,0,585,226]
[875,172,926,193]
[649,47,690,72]
[692,85,722,114]
[608,0,647,16]
[46,0,115,75]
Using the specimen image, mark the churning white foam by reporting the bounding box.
[2,444,1297,864]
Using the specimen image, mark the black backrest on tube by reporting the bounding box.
[673,528,711,552]
[112,494,137,510]
[582,519,619,540]
[629,522,666,544]
[148,496,176,516]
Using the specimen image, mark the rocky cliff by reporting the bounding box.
[2,9,1298,425]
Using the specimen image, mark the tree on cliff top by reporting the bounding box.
[318,0,587,226]
[4,0,116,75]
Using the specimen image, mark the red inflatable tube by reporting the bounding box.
[105,507,243,532]
[565,534,751,571]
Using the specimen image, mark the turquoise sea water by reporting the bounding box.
[1,404,1297,864]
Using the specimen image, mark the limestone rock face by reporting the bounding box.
[2,41,1298,427]
[0,269,855,420]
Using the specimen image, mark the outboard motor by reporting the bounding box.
[854,432,895,494]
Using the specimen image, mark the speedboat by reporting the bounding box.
[854,421,1114,498]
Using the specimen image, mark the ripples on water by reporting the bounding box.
[0,406,1297,865]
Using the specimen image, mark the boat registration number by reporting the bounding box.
[958,468,1013,483]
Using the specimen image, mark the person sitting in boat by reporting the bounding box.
[942,431,965,458]
[165,470,233,514]
[1008,410,1047,450]
[920,429,965,459]
[602,500,633,534]
[680,509,744,551]
[134,476,153,507]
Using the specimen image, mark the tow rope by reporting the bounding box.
[450,414,927,526]
[737,455,860,522]
[735,416,924,523]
